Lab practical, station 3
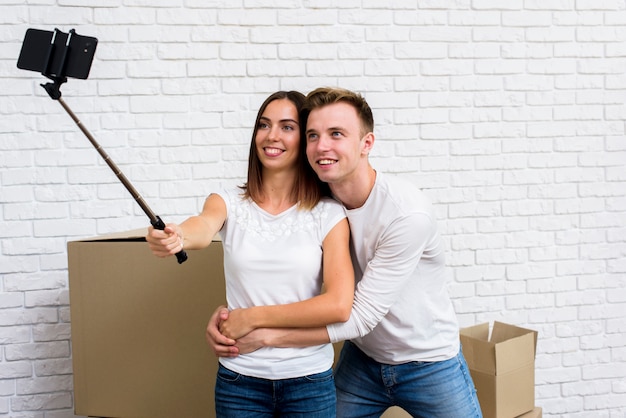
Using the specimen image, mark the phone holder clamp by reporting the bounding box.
[39,28,74,100]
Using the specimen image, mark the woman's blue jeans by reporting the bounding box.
[334,341,482,418]
[215,364,336,417]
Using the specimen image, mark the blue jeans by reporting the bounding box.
[215,364,336,417]
[334,341,482,418]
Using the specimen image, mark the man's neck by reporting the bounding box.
[330,167,377,210]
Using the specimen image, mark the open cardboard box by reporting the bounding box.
[68,229,225,418]
[460,321,538,418]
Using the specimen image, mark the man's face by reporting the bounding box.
[305,102,370,185]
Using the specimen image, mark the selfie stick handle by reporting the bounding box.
[38,29,187,264]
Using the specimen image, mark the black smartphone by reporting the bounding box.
[17,28,98,80]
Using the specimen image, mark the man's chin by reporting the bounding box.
[313,171,335,184]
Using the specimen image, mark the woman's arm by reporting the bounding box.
[218,217,354,340]
[146,193,226,255]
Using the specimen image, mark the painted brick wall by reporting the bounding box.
[1,2,625,417]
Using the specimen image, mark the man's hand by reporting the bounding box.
[234,328,270,355]
[205,305,239,358]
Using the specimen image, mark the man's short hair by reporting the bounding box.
[303,87,374,135]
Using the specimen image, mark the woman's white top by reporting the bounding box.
[217,188,346,379]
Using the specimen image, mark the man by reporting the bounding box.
[209,87,482,417]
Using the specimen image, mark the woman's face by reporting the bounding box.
[255,98,301,173]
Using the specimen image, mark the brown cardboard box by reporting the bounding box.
[68,229,225,418]
[460,322,538,418]
[381,406,411,417]
[517,407,542,417]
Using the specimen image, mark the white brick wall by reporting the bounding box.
[1,3,625,417]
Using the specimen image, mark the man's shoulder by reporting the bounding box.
[377,173,432,207]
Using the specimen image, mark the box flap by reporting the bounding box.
[70,228,222,243]
[491,322,537,375]
[491,321,537,347]
[460,323,497,374]
[461,322,490,340]
[72,228,149,242]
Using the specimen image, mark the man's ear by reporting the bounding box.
[361,132,375,156]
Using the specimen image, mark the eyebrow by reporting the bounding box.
[306,126,344,135]
[259,116,299,125]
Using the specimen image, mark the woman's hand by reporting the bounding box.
[146,224,184,258]
[219,308,256,340]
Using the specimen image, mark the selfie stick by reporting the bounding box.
[36,29,188,264]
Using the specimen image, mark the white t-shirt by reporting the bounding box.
[327,172,460,364]
[217,188,346,379]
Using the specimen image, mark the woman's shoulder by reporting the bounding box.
[215,187,247,203]
[310,197,346,222]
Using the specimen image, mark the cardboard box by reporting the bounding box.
[68,229,226,418]
[517,407,542,417]
[460,322,538,418]
[381,406,411,417]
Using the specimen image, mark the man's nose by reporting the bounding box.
[315,134,332,150]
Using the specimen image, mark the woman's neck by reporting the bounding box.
[257,170,298,215]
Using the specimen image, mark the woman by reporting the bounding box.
[146,91,354,417]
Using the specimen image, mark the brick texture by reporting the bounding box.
[1,3,625,417]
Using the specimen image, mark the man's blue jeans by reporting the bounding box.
[215,364,336,417]
[334,341,482,418]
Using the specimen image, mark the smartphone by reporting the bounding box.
[17,28,98,80]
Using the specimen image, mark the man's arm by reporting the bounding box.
[326,212,435,342]
[236,327,331,355]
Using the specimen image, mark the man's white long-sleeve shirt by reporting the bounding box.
[327,172,460,364]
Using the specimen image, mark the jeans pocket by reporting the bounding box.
[217,365,242,383]
[304,368,334,383]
